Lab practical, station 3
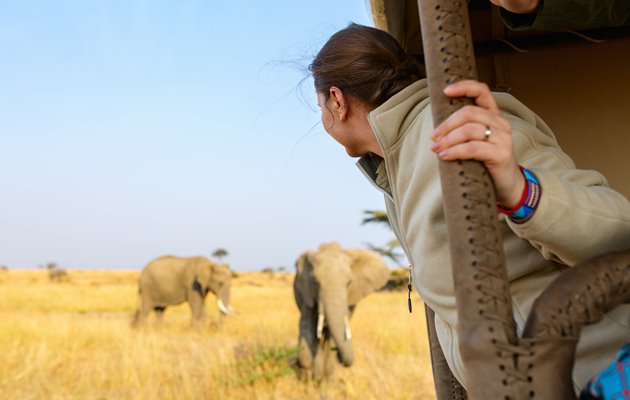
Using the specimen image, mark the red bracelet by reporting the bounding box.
[496,166,528,214]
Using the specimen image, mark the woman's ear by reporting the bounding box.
[329,86,346,121]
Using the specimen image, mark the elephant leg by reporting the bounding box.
[425,305,468,399]
[298,336,314,368]
[154,306,166,323]
[323,339,336,378]
[296,302,318,379]
[137,292,153,325]
[297,336,314,380]
[314,334,335,380]
[313,339,326,380]
[187,291,206,325]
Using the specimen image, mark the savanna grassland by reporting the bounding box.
[0,269,436,400]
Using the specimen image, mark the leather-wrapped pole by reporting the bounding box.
[417,1,518,398]
[415,2,630,399]
[499,250,630,399]
[425,304,468,399]
[525,250,630,339]
[517,250,630,398]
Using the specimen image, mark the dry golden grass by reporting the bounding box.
[0,269,436,400]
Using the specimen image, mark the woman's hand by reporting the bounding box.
[430,80,525,209]
[489,0,539,13]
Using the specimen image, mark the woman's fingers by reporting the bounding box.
[432,80,507,142]
[432,79,525,208]
[443,80,500,114]
[436,138,511,166]
[431,122,489,152]
[433,117,514,164]
[432,105,509,143]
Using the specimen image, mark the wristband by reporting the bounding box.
[497,166,541,223]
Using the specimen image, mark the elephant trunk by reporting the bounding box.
[321,286,354,367]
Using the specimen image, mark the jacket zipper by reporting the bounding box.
[357,161,415,313]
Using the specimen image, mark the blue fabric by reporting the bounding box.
[511,168,540,221]
[580,343,630,400]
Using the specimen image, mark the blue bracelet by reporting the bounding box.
[512,169,540,221]
[497,167,541,223]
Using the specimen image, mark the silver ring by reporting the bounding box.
[484,126,492,141]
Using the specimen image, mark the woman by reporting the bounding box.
[310,23,630,391]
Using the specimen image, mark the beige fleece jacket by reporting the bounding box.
[357,79,630,390]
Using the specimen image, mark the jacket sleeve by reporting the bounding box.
[500,0,630,31]
[500,102,630,266]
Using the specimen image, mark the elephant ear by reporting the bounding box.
[347,249,390,307]
[294,252,315,309]
[191,257,213,293]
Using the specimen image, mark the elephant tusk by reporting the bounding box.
[217,299,231,315]
[344,315,352,341]
[316,313,325,339]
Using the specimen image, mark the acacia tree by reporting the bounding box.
[361,209,390,226]
[39,262,58,270]
[212,248,228,261]
[366,239,404,264]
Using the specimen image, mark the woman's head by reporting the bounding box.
[310,23,424,110]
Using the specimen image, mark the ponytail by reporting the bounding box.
[310,23,424,109]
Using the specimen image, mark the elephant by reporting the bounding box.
[48,268,68,282]
[293,242,390,380]
[134,255,233,325]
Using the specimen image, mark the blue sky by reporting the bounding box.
[0,1,400,271]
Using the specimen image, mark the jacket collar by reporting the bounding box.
[356,79,430,193]
[356,152,393,200]
[366,79,430,154]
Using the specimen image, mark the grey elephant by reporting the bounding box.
[134,255,233,325]
[293,242,390,380]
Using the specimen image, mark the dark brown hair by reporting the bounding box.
[309,23,424,109]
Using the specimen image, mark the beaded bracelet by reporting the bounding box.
[497,166,541,223]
